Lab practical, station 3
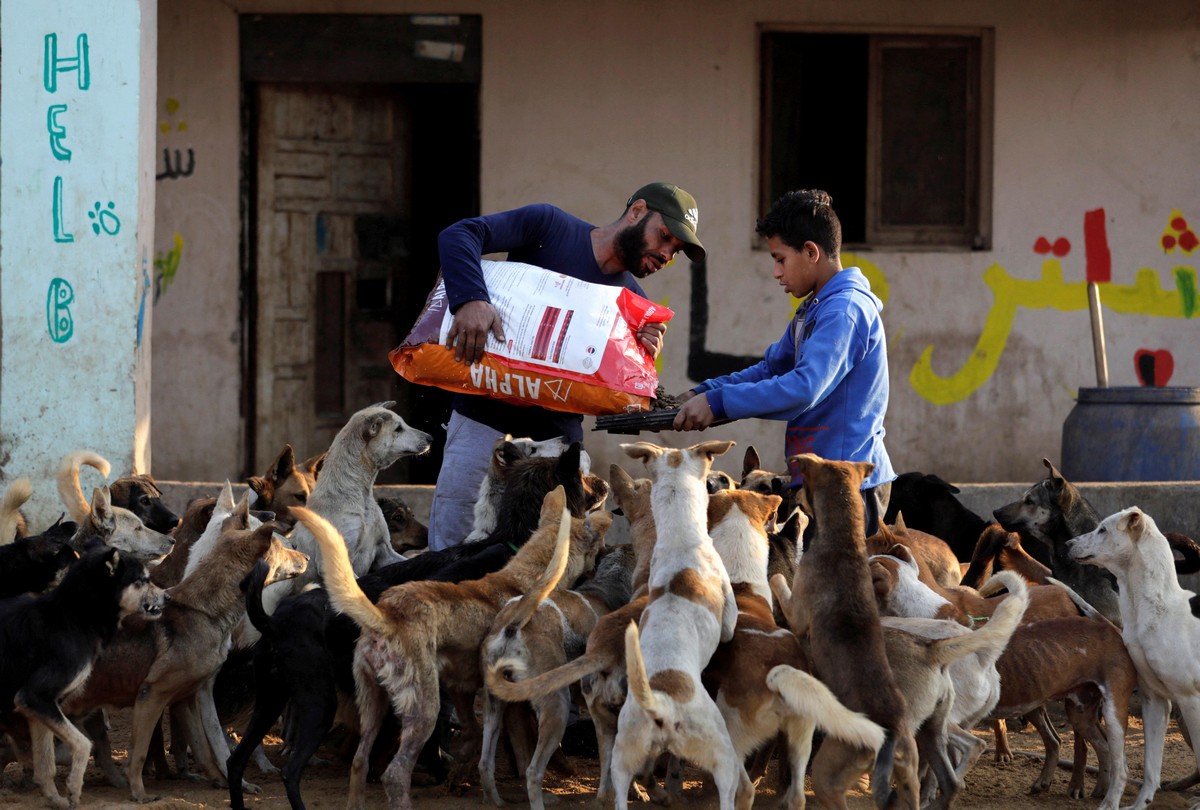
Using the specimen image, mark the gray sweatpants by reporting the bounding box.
[427,410,502,551]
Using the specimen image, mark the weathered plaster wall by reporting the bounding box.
[151,0,1199,487]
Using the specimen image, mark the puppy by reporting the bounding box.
[247,443,324,529]
[298,486,610,810]
[1066,506,1200,809]
[0,544,168,809]
[289,401,432,579]
[774,453,920,810]
[610,439,752,810]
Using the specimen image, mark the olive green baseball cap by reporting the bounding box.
[627,182,705,262]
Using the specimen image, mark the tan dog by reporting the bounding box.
[867,516,961,589]
[56,450,176,565]
[484,465,660,806]
[0,477,32,544]
[773,453,920,810]
[61,497,308,802]
[611,439,751,810]
[479,541,634,810]
[289,402,432,580]
[295,486,610,810]
[704,488,886,810]
[246,443,324,528]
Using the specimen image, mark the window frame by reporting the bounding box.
[757,24,994,251]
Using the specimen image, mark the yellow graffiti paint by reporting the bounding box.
[910,260,1197,405]
[845,252,889,305]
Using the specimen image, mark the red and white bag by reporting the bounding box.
[390,260,672,415]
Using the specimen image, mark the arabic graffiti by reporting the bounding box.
[910,208,1198,405]
[154,232,185,302]
[156,98,195,181]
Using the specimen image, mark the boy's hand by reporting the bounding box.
[636,322,667,359]
[674,393,715,431]
[447,300,505,364]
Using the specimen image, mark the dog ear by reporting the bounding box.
[788,453,821,481]
[306,451,327,478]
[870,559,896,602]
[690,440,735,464]
[361,412,391,441]
[1118,508,1146,541]
[104,547,121,576]
[495,440,525,471]
[891,511,908,533]
[271,445,297,482]
[91,486,116,532]
[742,446,762,480]
[608,464,636,505]
[927,474,961,495]
[779,508,807,544]
[888,543,918,569]
[216,480,237,514]
[621,442,663,465]
[758,493,784,527]
[246,475,272,502]
[556,443,583,477]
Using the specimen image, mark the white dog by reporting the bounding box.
[290,401,431,579]
[1066,506,1200,809]
[612,440,750,810]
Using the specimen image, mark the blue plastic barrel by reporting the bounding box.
[1061,386,1200,481]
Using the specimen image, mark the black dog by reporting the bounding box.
[227,442,608,810]
[0,516,79,599]
[0,542,168,808]
[109,474,181,534]
[883,471,993,562]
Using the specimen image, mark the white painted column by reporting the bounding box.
[1,0,157,528]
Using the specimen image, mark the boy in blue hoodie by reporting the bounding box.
[673,189,895,534]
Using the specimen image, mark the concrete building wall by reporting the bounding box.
[149,0,1200,487]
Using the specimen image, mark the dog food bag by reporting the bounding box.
[390,260,673,415]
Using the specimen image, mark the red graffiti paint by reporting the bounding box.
[1134,349,1173,387]
[1181,230,1199,252]
[1084,209,1111,283]
[1033,236,1052,254]
[1052,237,1071,257]
[1171,216,1188,232]
[1163,234,1178,251]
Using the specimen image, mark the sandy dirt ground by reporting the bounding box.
[1,704,1197,810]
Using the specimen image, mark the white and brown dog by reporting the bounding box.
[612,439,751,810]
[1066,506,1200,809]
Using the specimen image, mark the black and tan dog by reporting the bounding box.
[58,449,180,535]
[0,544,168,809]
[246,443,325,529]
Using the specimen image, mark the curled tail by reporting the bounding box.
[243,560,273,637]
[930,571,1030,668]
[0,478,32,545]
[56,450,110,524]
[624,622,667,721]
[498,500,572,635]
[766,665,886,752]
[486,651,607,702]
[1046,576,1120,629]
[291,506,393,638]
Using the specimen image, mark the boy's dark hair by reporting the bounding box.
[755,189,842,258]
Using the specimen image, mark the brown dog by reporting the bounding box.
[774,453,920,810]
[296,487,610,810]
[61,497,308,802]
[246,443,324,528]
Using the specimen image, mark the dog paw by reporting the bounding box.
[542,790,560,806]
[1029,781,1050,795]
[241,779,262,796]
[1070,786,1085,799]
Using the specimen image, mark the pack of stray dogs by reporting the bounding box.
[3,401,1200,810]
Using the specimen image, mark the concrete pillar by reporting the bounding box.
[1,0,157,529]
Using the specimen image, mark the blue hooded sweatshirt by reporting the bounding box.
[695,266,895,491]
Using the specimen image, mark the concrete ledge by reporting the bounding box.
[157,480,1200,540]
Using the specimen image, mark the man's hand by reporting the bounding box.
[446,300,505,365]
[674,392,715,431]
[636,321,667,359]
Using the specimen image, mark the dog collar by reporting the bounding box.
[967,613,990,627]
[506,541,520,554]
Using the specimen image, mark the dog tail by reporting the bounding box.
[56,450,111,524]
[291,506,392,639]
[1046,576,1121,630]
[243,560,274,637]
[498,499,572,636]
[485,651,608,702]
[930,571,1030,668]
[871,730,898,809]
[0,477,32,545]
[766,665,887,752]
[624,621,672,722]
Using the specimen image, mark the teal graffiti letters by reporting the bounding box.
[47,105,71,161]
[43,33,90,93]
[52,177,74,243]
[47,278,75,343]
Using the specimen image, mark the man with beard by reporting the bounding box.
[426,182,704,550]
